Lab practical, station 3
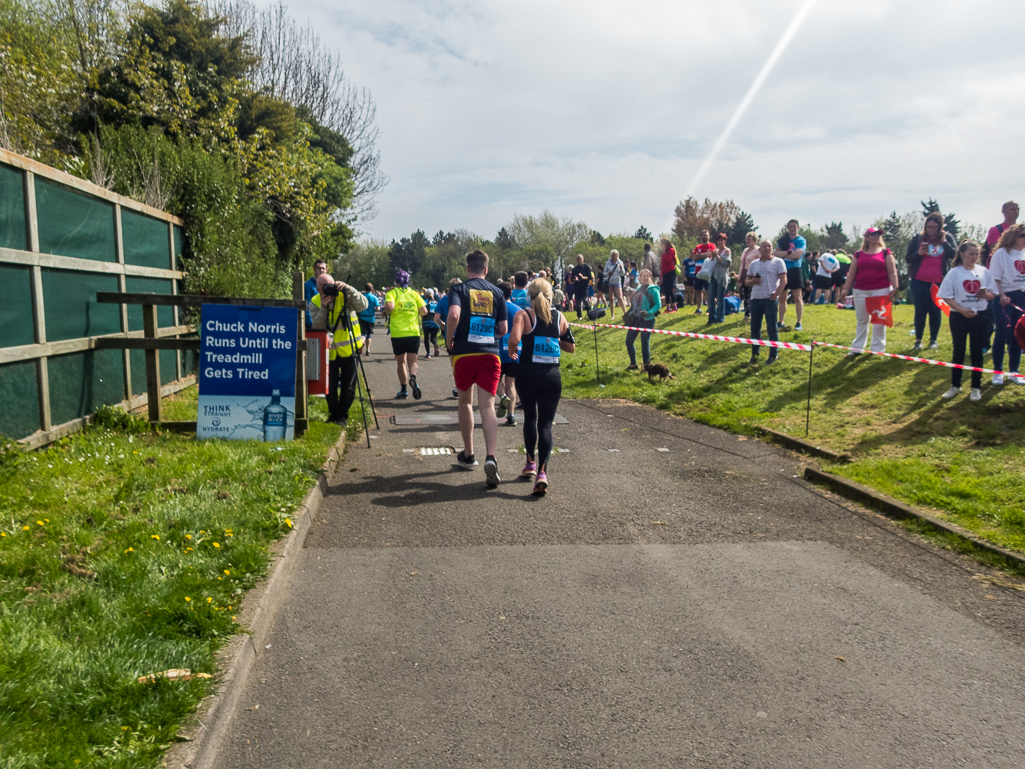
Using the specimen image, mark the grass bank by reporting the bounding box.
[560,302,1025,555]
[0,390,342,768]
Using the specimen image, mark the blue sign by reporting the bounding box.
[197,304,299,441]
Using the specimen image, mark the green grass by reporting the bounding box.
[561,302,1025,555]
[0,389,342,768]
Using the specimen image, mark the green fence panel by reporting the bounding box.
[0,263,35,348]
[0,360,40,439]
[35,178,116,262]
[41,269,121,342]
[0,163,27,251]
[125,276,178,387]
[122,208,170,269]
[48,349,126,426]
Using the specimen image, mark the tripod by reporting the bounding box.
[331,295,379,448]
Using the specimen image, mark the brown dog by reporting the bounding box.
[646,363,674,381]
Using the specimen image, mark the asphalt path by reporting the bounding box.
[213,349,1025,769]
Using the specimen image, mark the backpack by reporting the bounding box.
[981,224,1005,267]
[1015,310,1025,352]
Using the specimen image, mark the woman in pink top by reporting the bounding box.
[737,231,760,319]
[839,228,899,356]
[905,212,956,351]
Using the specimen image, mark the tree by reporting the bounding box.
[728,211,756,246]
[921,198,960,238]
[506,211,590,281]
[432,230,456,246]
[672,197,742,242]
[388,229,429,277]
[494,227,515,250]
[633,226,652,241]
[217,0,387,220]
[822,221,849,251]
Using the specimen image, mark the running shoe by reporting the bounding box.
[776,323,789,331]
[626,364,639,371]
[423,354,432,360]
[694,309,703,315]
[452,388,459,398]
[928,340,939,350]
[992,373,1005,386]
[410,375,422,400]
[484,456,500,487]
[520,459,537,477]
[1010,372,1025,386]
[765,356,778,366]
[912,340,922,351]
[455,450,477,469]
[532,471,548,497]
[941,386,959,400]
[396,389,408,399]
[969,388,982,402]
[495,394,511,418]
[794,322,802,331]
[505,415,516,427]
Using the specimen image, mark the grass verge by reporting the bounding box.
[560,302,1025,555]
[0,389,342,768]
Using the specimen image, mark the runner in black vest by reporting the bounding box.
[507,278,575,496]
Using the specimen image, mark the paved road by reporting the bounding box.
[214,352,1025,768]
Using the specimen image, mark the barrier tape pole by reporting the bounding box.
[592,321,601,385]
[806,342,814,437]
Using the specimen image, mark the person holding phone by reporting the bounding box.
[905,211,956,351]
[937,240,996,401]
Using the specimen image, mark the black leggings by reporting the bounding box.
[516,367,562,472]
[949,311,992,389]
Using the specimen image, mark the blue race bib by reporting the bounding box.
[468,315,496,344]
[532,336,560,364]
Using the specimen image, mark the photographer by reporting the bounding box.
[308,277,368,427]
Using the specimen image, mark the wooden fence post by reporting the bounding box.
[143,304,162,422]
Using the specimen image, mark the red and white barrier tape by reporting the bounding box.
[573,321,1015,376]
[569,321,812,352]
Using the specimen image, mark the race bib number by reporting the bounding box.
[532,336,561,364]
[468,315,496,344]
[500,337,522,355]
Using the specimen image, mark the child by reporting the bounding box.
[937,239,997,402]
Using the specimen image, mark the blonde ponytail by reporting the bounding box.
[528,277,553,325]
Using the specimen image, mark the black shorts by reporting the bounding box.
[501,361,518,377]
[812,275,833,291]
[358,319,375,337]
[391,335,421,356]
[661,271,677,301]
[693,278,708,293]
[786,267,803,290]
[682,276,694,287]
[833,269,848,287]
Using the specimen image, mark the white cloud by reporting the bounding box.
[257,0,1025,240]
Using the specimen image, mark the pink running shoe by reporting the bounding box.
[520,459,537,477]
[532,470,547,496]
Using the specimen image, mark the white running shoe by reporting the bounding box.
[941,386,959,400]
[992,373,1005,386]
[969,388,982,402]
[1010,372,1025,386]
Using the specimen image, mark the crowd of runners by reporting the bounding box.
[303,201,1025,492]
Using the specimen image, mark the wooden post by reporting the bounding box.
[25,170,52,431]
[293,270,308,436]
[143,304,162,422]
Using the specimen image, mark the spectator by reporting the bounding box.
[744,240,787,365]
[306,275,368,427]
[691,230,716,314]
[737,232,760,318]
[812,253,838,305]
[304,259,328,329]
[774,219,807,331]
[988,223,1025,385]
[839,228,899,356]
[938,240,997,402]
[905,211,956,350]
[706,233,732,324]
[659,237,679,313]
[641,243,660,285]
[625,269,661,371]
[570,254,593,319]
[602,249,628,319]
[357,282,380,355]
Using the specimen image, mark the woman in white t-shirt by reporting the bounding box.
[987,223,1025,386]
[937,240,997,401]
[602,250,628,320]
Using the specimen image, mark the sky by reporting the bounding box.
[256,0,1025,242]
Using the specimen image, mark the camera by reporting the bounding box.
[321,283,340,298]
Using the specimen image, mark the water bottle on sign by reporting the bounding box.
[263,389,287,441]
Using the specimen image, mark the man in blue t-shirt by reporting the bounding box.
[357,282,381,354]
[773,219,807,331]
[304,259,328,329]
[511,272,530,309]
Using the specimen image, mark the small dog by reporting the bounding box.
[646,363,674,381]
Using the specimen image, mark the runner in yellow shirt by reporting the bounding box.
[384,269,428,399]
